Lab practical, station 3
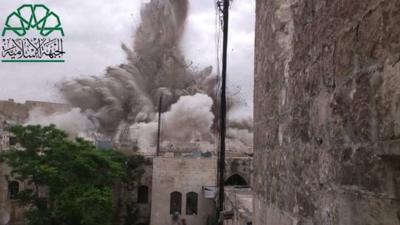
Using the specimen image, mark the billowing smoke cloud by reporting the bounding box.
[54,0,252,153]
[130,93,215,153]
[226,117,253,152]
[129,121,157,151]
[227,128,253,152]
[26,108,96,138]
[162,93,214,142]
[59,0,215,140]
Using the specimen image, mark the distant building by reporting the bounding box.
[0,99,70,126]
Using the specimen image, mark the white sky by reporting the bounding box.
[0,0,255,117]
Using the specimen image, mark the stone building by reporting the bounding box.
[0,99,71,225]
[115,159,153,225]
[135,163,153,225]
[220,156,254,225]
[254,0,400,224]
[225,157,253,187]
[0,99,69,126]
[0,158,27,225]
[150,157,217,225]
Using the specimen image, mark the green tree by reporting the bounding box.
[0,125,147,225]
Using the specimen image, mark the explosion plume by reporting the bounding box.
[54,0,251,153]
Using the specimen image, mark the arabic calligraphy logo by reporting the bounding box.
[2,4,64,37]
[1,4,65,63]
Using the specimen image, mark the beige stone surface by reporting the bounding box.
[150,157,217,225]
[254,0,400,224]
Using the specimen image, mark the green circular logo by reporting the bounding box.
[2,4,64,37]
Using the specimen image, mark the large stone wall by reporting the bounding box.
[254,0,400,224]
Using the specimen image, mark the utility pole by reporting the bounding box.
[156,96,162,156]
[217,0,229,223]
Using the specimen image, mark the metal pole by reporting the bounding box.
[156,96,162,156]
[218,0,229,223]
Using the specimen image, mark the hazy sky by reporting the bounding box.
[0,0,255,117]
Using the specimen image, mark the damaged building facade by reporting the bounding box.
[254,0,400,224]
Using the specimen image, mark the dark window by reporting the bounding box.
[170,191,182,214]
[186,192,198,215]
[224,174,248,186]
[8,181,19,199]
[9,136,17,146]
[137,185,149,204]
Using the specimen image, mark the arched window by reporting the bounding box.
[170,191,182,214]
[224,174,248,186]
[8,181,19,199]
[186,192,198,215]
[137,185,149,204]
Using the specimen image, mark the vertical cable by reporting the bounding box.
[156,95,162,156]
[217,0,229,223]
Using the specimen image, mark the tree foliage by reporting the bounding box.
[0,125,147,225]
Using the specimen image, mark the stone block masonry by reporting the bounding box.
[150,157,217,225]
[254,0,400,224]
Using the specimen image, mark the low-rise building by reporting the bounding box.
[150,156,217,225]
